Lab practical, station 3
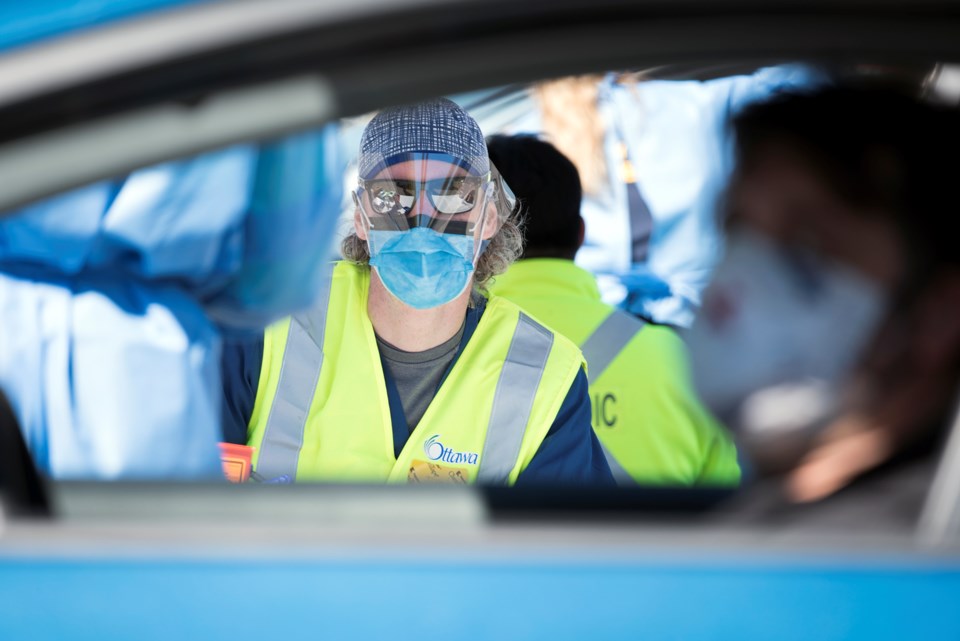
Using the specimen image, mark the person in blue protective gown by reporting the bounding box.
[464,65,824,327]
[0,127,343,479]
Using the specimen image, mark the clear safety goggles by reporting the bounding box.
[354,152,514,236]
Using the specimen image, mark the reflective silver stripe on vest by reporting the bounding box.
[579,310,645,381]
[477,312,554,485]
[255,265,335,481]
[600,441,634,486]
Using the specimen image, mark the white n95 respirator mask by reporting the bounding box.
[686,229,889,467]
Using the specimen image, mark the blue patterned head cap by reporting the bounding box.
[358,98,490,179]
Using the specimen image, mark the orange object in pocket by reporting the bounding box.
[218,443,255,483]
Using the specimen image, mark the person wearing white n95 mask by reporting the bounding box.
[687,85,960,502]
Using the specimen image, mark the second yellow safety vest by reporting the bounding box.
[489,258,740,486]
[246,262,585,485]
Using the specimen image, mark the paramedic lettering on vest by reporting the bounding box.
[486,135,739,486]
[220,99,614,485]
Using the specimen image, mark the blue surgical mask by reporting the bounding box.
[367,227,477,309]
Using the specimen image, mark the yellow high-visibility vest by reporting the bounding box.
[247,261,584,485]
[489,258,740,486]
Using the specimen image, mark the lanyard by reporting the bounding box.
[610,111,654,264]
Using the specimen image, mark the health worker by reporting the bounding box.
[1,127,342,480]
[221,98,614,486]
[486,135,740,486]
[467,65,822,327]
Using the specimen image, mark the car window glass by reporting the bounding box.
[2,62,958,542]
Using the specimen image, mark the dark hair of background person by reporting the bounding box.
[486,134,583,260]
[731,84,960,273]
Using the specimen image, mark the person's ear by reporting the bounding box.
[577,216,585,249]
[480,200,501,240]
[352,192,369,241]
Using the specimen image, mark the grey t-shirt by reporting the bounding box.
[376,320,466,432]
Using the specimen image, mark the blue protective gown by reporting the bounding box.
[0,128,343,479]
[464,65,825,327]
